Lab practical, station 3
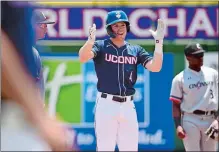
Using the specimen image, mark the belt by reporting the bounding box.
[101,93,133,103]
[193,110,216,115]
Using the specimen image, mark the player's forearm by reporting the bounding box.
[146,41,163,72]
[79,41,94,63]
[173,102,182,128]
[2,30,47,124]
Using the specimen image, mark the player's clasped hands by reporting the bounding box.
[149,19,166,41]
[88,23,96,44]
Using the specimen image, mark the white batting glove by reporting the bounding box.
[149,19,166,42]
[87,24,96,45]
[149,19,166,54]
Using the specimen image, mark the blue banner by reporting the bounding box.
[36,6,218,40]
[68,53,175,151]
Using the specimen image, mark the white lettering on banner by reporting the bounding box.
[85,85,97,102]
[77,133,94,145]
[159,8,186,37]
[44,63,82,116]
[83,9,107,37]
[85,72,97,102]
[134,88,143,102]
[59,9,83,37]
[187,8,215,37]
[138,129,166,145]
[75,130,166,146]
[129,9,157,37]
[36,8,217,38]
[84,74,144,103]
[85,72,98,83]
[137,74,144,83]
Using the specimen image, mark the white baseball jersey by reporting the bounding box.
[170,66,218,113]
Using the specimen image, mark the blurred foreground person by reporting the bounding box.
[1,2,73,151]
[31,10,55,99]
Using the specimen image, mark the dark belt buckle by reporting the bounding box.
[120,97,126,102]
[112,96,126,103]
[204,111,214,116]
[204,111,209,116]
[194,110,215,116]
[207,111,215,116]
[205,111,210,115]
[205,111,215,115]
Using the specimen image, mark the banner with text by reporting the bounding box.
[36,6,218,41]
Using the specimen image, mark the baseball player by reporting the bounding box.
[79,10,166,151]
[1,2,72,151]
[170,43,218,151]
[32,10,55,99]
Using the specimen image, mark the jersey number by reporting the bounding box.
[129,71,133,82]
[210,89,214,99]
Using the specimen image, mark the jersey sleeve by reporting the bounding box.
[169,75,183,104]
[32,47,45,98]
[91,41,101,59]
[137,46,153,67]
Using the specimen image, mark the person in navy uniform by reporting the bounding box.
[31,10,55,99]
[79,10,166,151]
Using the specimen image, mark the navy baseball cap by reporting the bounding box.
[32,10,55,24]
[184,42,205,56]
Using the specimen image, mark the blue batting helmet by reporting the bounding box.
[105,10,130,38]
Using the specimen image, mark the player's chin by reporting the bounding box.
[199,62,203,67]
[116,34,126,40]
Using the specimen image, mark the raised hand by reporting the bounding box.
[149,19,166,41]
[88,23,96,44]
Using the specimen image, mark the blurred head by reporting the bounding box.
[32,10,55,40]
[105,10,130,40]
[184,43,205,69]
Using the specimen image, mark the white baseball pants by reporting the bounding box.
[1,101,51,151]
[94,92,138,151]
[182,112,218,151]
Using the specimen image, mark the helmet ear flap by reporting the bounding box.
[106,26,116,38]
[126,23,130,32]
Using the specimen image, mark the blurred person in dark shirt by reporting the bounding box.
[31,10,55,99]
[1,2,73,151]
